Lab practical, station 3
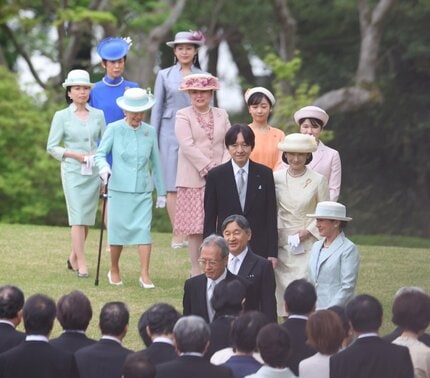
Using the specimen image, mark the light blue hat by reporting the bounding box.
[62,69,94,89]
[96,37,130,60]
[307,201,352,221]
[116,88,156,112]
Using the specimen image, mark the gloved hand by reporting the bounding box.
[288,233,300,248]
[156,196,167,208]
[83,154,95,169]
[99,166,112,185]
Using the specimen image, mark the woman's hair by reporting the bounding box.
[247,92,273,107]
[392,289,430,333]
[65,87,91,105]
[306,310,344,355]
[298,117,324,128]
[173,44,201,69]
[282,152,313,166]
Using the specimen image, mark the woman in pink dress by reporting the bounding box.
[175,74,231,276]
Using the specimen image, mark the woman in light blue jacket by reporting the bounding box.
[307,201,359,309]
[95,88,165,288]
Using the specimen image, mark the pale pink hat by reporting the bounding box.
[294,106,329,127]
[179,73,220,91]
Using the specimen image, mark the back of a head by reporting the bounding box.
[23,294,56,336]
[306,310,344,355]
[141,303,180,336]
[122,352,156,378]
[0,285,24,319]
[100,301,129,337]
[56,290,92,331]
[392,289,430,333]
[231,311,270,354]
[257,323,291,368]
[211,279,246,316]
[284,279,316,315]
[346,294,383,333]
[173,315,210,354]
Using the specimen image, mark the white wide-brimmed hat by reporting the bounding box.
[116,88,156,112]
[166,31,206,48]
[244,87,276,106]
[278,133,318,153]
[294,106,329,127]
[178,73,220,91]
[307,201,352,221]
[62,69,94,89]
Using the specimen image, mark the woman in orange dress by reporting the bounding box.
[245,87,284,171]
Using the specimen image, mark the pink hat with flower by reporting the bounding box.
[179,73,220,91]
[166,31,206,48]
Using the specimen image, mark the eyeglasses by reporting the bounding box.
[197,258,223,267]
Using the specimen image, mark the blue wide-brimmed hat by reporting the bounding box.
[96,37,130,60]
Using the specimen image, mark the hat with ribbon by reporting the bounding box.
[307,201,352,221]
[179,73,220,91]
[166,30,206,48]
[294,106,329,127]
[116,88,156,112]
[62,69,94,89]
[278,133,318,153]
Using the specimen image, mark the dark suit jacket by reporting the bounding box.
[50,331,96,353]
[281,317,315,376]
[183,270,250,323]
[74,338,132,378]
[204,160,278,258]
[383,326,430,347]
[330,336,414,378]
[156,355,233,378]
[206,315,236,359]
[223,355,262,378]
[138,341,177,365]
[0,340,79,378]
[237,249,277,322]
[0,323,25,353]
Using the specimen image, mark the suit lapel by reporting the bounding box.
[244,161,260,213]
[316,233,346,276]
[238,249,256,277]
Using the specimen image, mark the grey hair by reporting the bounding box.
[221,214,251,233]
[173,315,210,353]
[199,234,229,258]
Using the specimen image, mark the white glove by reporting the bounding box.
[288,233,300,248]
[99,166,112,185]
[156,196,166,208]
[84,154,95,169]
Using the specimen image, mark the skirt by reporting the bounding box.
[61,163,100,226]
[108,190,152,245]
[174,187,205,235]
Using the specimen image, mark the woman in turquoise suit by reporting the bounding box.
[150,30,206,249]
[307,201,360,309]
[47,69,106,278]
[95,88,166,288]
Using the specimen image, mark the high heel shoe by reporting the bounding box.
[107,271,123,286]
[77,270,89,278]
[139,277,155,289]
[67,259,76,272]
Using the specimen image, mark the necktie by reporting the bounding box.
[207,280,216,322]
[229,256,239,275]
[237,168,246,211]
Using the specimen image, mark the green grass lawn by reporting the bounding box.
[0,223,429,351]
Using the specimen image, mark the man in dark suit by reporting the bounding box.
[203,123,278,264]
[0,293,79,378]
[330,294,414,378]
[183,234,250,323]
[74,301,133,378]
[0,285,25,353]
[156,315,233,378]
[135,303,180,365]
[281,279,317,376]
[221,214,277,322]
[50,290,96,353]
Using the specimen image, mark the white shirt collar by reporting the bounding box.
[26,335,49,342]
[207,269,228,289]
[357,332,379,339]
[180,352,203,357]
[231,160,249,175]
[0,320,16,328]
[229,248,248,265]
[101,335,122,344]
[288,314,308,320]
[153,336,174,345]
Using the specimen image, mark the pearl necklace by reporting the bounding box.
[102,77,124,87]
[287,167,307,178]
[194,107,211,115]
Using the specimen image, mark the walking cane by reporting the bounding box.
[95,177,109,286]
